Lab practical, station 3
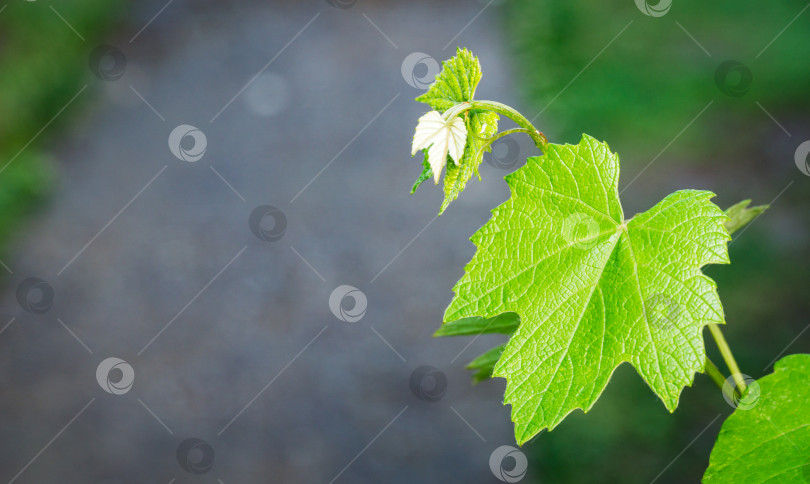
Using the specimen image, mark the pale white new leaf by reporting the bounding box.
[411,111,467,183]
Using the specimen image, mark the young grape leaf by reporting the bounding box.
[412,48,497,212]
[440,110,499,213]
[443,134,731,444]
[704,354,810,483]
[411,111,467,183]
[415,47,481,112]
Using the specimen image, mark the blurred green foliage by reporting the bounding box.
[504,0,810,157]
[0,1,123,247]
[504,1,810,483]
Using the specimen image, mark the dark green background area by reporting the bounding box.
[0,1,123,248]
[504,1,809,482]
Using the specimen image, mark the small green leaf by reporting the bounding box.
[415,47,481,112]
[467,344,506,384]
[440,110,499,213]
[704,354,810,483]
[410,154,433,194]
[444,134,731,443]
[434,312,520,337]
[724,199,768,236]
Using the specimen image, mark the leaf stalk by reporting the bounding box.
[704,356,727,392]
[708,323,747,392]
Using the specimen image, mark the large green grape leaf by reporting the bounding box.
[443,200,766,387]
[443,134,731,444]
[704,354,810,483]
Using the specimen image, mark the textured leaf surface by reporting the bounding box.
[443,134,731,443]
[440,110,498,213]
[415,47,481,112]
[704,354,810,483]
[444,200,763,386]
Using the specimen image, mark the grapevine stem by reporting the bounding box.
[704,357,726,392]
[708,323,747,392]
[442,100,548,151]
[469,127,534,144]
[469,128,535,164]
[472,100,548,151]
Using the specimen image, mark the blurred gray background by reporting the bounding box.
[0,0,528,483]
